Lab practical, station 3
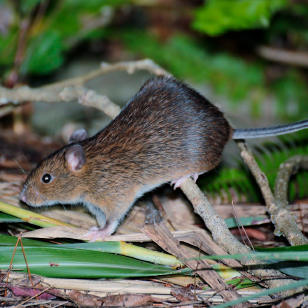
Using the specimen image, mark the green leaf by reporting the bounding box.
[196,250,308,262]
[46,0,128,42]
[0,234,51,246]
[0,234,182,267]
[0,234,188,278]
[192,0,288,36]
[122,33,265,104]
[214,279,308,308]
[255,245,308,278]
[225,277,259,290]
[21,31,64,74]
[59,242,182,266]
[0,245,184,278]
[190,249,308,278]
[62,0,128,11]
[256,244,308,252]
[0,213,23,223]
[269,261,308,279]
[0,27,18,66]
[20,0,42,14]
[225,216,268,229]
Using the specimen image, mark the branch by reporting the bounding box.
[274,155,308,245]
[44,59,170,90]
[257,46,308,68]
[237,142,308,246]
[180,178,250,255]
[0,59,170,119]
[236,142,275,207]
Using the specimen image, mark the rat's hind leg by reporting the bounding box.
[171,172,199,189]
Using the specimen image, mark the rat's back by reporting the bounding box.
[88,76,232,185]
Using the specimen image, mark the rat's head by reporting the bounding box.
[19,129,88,207]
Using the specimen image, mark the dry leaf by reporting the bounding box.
[69,290,103,307]
[102,294,159,307]
[22,226,89,240]
[0,283,56,300]
[171,287,197,301]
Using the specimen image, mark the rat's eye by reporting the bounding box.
[41,174,53,184]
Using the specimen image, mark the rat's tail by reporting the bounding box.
[232,119,308,139]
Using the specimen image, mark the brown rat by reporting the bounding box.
[19,76,308,241]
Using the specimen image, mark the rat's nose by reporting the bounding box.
[20,193,27,203]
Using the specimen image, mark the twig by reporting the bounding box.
[236,142,274,207]
[180,178,251,255]
[44,59,170,90]
[5,235,21,295]
[231,201,255,251]
[237,142,308,246]
[257,46,308,68]
[0,59,169,119]
[274,155,308,245]
[18,235,34,288]
[0,82,120,118]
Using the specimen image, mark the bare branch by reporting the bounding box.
[237,141,308,246]
[0,59,169,119]
[43,59,170,90]
[257,46,308,68]
[237,142,274,206]
[274,155,308,245]
[180,178,250,255]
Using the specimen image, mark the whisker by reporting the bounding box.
[5,160,27,182]
[38,191,48,202]
[11,158,27,176]
[17,145,32,174]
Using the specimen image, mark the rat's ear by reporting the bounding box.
[65,145,86,171]
[68,129,88,144]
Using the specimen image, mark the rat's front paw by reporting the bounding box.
[84,220,119,242]
[84,227,109,242]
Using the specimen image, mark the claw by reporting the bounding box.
[171,175,188,189]
[171,173,199,190]
[192,172,199,183]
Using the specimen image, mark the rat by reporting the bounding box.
[19,76,308,241]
